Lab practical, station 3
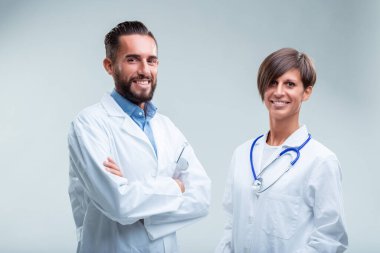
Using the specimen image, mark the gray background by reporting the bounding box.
[1,0,379,252]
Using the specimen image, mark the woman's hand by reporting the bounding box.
[103,157,123,177]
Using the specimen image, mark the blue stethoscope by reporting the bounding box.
[250,133,311,193]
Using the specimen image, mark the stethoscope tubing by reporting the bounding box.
[249,133,312,191]
[249,134,264,181]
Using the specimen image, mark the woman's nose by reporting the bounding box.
[274,83,285,96]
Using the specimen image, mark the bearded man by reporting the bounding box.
[68,21,211,253]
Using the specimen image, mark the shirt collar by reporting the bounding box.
[260,125,309,148]
[282,125,309,147]
[110,89,157,120]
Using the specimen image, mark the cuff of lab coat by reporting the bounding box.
[144,216,204,240]
[149,176,183,196]
[294,247,319,253]
[143,177,184,228]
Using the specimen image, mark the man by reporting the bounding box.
[68,21,211,253]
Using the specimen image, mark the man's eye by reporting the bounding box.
[126,57,138,63]
[148,58,158,65]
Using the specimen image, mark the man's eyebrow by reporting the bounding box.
[125,54,141,58]
[125,54,158,59]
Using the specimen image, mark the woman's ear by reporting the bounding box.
[302,85,313,101]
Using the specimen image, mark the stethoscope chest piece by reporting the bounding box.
[251,178,263,192]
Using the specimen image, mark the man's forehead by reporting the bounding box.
[118,34,157,55]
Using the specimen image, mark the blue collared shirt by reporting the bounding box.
[111,90,157,155]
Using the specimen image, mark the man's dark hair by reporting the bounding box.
[104,21,157,62]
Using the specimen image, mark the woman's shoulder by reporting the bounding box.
[232,136,263,157]
[308,138,339,162]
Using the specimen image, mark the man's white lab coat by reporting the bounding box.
[68,94,211,253]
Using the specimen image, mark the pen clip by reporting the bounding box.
[176,142,188,163]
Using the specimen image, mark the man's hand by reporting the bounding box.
[104,157,185,193]
[174,179,185,193]
[103,157,123,177]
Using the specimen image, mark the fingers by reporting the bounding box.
[105,167,123,177]
[103,160,119,170]
[174,179,185,193]
[107,157,116,163]
[103,157,123,177]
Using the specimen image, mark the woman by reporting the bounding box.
[215,48,348,253]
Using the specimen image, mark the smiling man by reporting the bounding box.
[68,21,211,253]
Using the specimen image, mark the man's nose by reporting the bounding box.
[137,61,150,76]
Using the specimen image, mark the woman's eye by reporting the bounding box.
[287,82,296,87]
[269,80,277,87]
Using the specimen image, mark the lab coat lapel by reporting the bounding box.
[281,125,309,162]
[252,134,266,174]
[252,126,310,190]
[255,131,283,172]
[282,125,309,148]
[149,118,163,170]
[149,117,184,175]
[120,116,153,146]
[149,117,178,173]
[100,93,154,150]
[262,125,310,169]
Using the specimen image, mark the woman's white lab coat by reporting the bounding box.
[216,126,348,253]
[68,94,211,253]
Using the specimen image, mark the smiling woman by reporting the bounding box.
[215,48,348,253]
[257,49,315,144]
[263,68,312,135]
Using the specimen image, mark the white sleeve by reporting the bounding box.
[214,152,236,253]
[68,116,184,226]
[299,157,348,253]
[144,143,211,239]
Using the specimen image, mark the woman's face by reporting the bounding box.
[263,68,312,122]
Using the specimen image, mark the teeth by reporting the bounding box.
[272,101,288,104]
[134,80,150,85]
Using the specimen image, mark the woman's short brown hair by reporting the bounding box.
[257,48,316,100]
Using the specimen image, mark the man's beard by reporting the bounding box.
[114,72,157,105]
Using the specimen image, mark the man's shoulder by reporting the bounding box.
[73,102,107,126]
[153,112,171,123]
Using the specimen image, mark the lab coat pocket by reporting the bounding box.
[260,193,300,239]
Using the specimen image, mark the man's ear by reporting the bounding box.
[103,58,114,75]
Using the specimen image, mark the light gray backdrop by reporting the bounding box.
[1,0,379,252]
